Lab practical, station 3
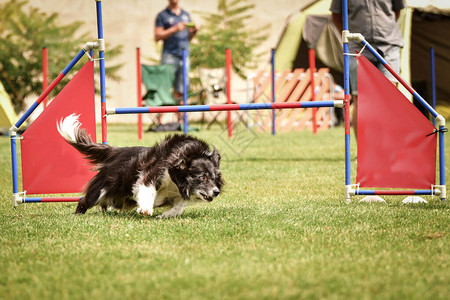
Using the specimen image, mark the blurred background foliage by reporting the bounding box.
[0,0,123,113]
[190,0,269,78]
[0,0,268,113]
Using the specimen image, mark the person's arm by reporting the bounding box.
[154,22,187,42]
[393,0,406,19]
[331,12,343,32]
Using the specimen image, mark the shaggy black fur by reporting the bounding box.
[58,117,223,216]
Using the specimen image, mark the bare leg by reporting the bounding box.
[174,92,184,122]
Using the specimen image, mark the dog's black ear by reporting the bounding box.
[210,147,221,167]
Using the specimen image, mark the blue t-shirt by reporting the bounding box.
[155,8,191,57]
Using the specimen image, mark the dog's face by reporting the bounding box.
[188,157,223,202]
[171,149,223,202]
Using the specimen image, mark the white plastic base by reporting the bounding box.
[402,196,427,204]
[359,196,386,203]
[12,193,23,208]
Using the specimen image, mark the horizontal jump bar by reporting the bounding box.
[355,190,436,196]
[22,197,82,203]
[107,100,344,115]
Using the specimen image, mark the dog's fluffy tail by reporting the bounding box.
[57,114,112,165]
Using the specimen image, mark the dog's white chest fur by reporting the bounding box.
[133,170,186,218]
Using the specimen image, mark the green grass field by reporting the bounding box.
[1,122,449,300]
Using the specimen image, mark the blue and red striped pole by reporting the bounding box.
[226,48,233,138]
[22,197,82,203]
[428,47,445,200]
[107,101,342,115]
[361,40,438,118]
[308,48,317,134]
[96,0,107,144]
[10,136,19,206]
[342,0,352,202]
[271,48,276,135]
[14,50,86,130]
[182,48,189,134]
[355,190,436,196]
[137,48,143,140]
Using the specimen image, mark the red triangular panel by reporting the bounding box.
[21,61,96,194]
[356,55,436,189]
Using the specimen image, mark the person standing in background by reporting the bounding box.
[330,0,405,139]
[155,0,199,104]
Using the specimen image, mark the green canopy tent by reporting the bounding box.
[0,80,18,131]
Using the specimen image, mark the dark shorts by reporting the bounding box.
[349,45,400,95]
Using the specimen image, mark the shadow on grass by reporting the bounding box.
[393,201,449,210]
[225,156,345,163]
[83,205,257,221]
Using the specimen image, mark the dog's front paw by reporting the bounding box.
[157,211,182,219]
[137,207,153,216]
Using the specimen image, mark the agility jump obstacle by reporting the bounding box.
[9,0,446,207]
[136,44,327,138]
[136,47,271,139]
[340,0,446,202]
[10,1,105,207]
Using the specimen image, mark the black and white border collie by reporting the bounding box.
[57,114,224,218]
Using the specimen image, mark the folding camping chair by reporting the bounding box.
[142,64,177,107]
[198,67,247,129]
[198,67,226,128]
[140,64,173,127]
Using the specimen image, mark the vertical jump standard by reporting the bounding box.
[10,0,105,206]
[9,0,446,207]
[340,0,446,202]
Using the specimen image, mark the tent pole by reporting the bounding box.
[430,46,436,126]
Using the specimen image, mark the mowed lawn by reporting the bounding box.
[0,121,449,300]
